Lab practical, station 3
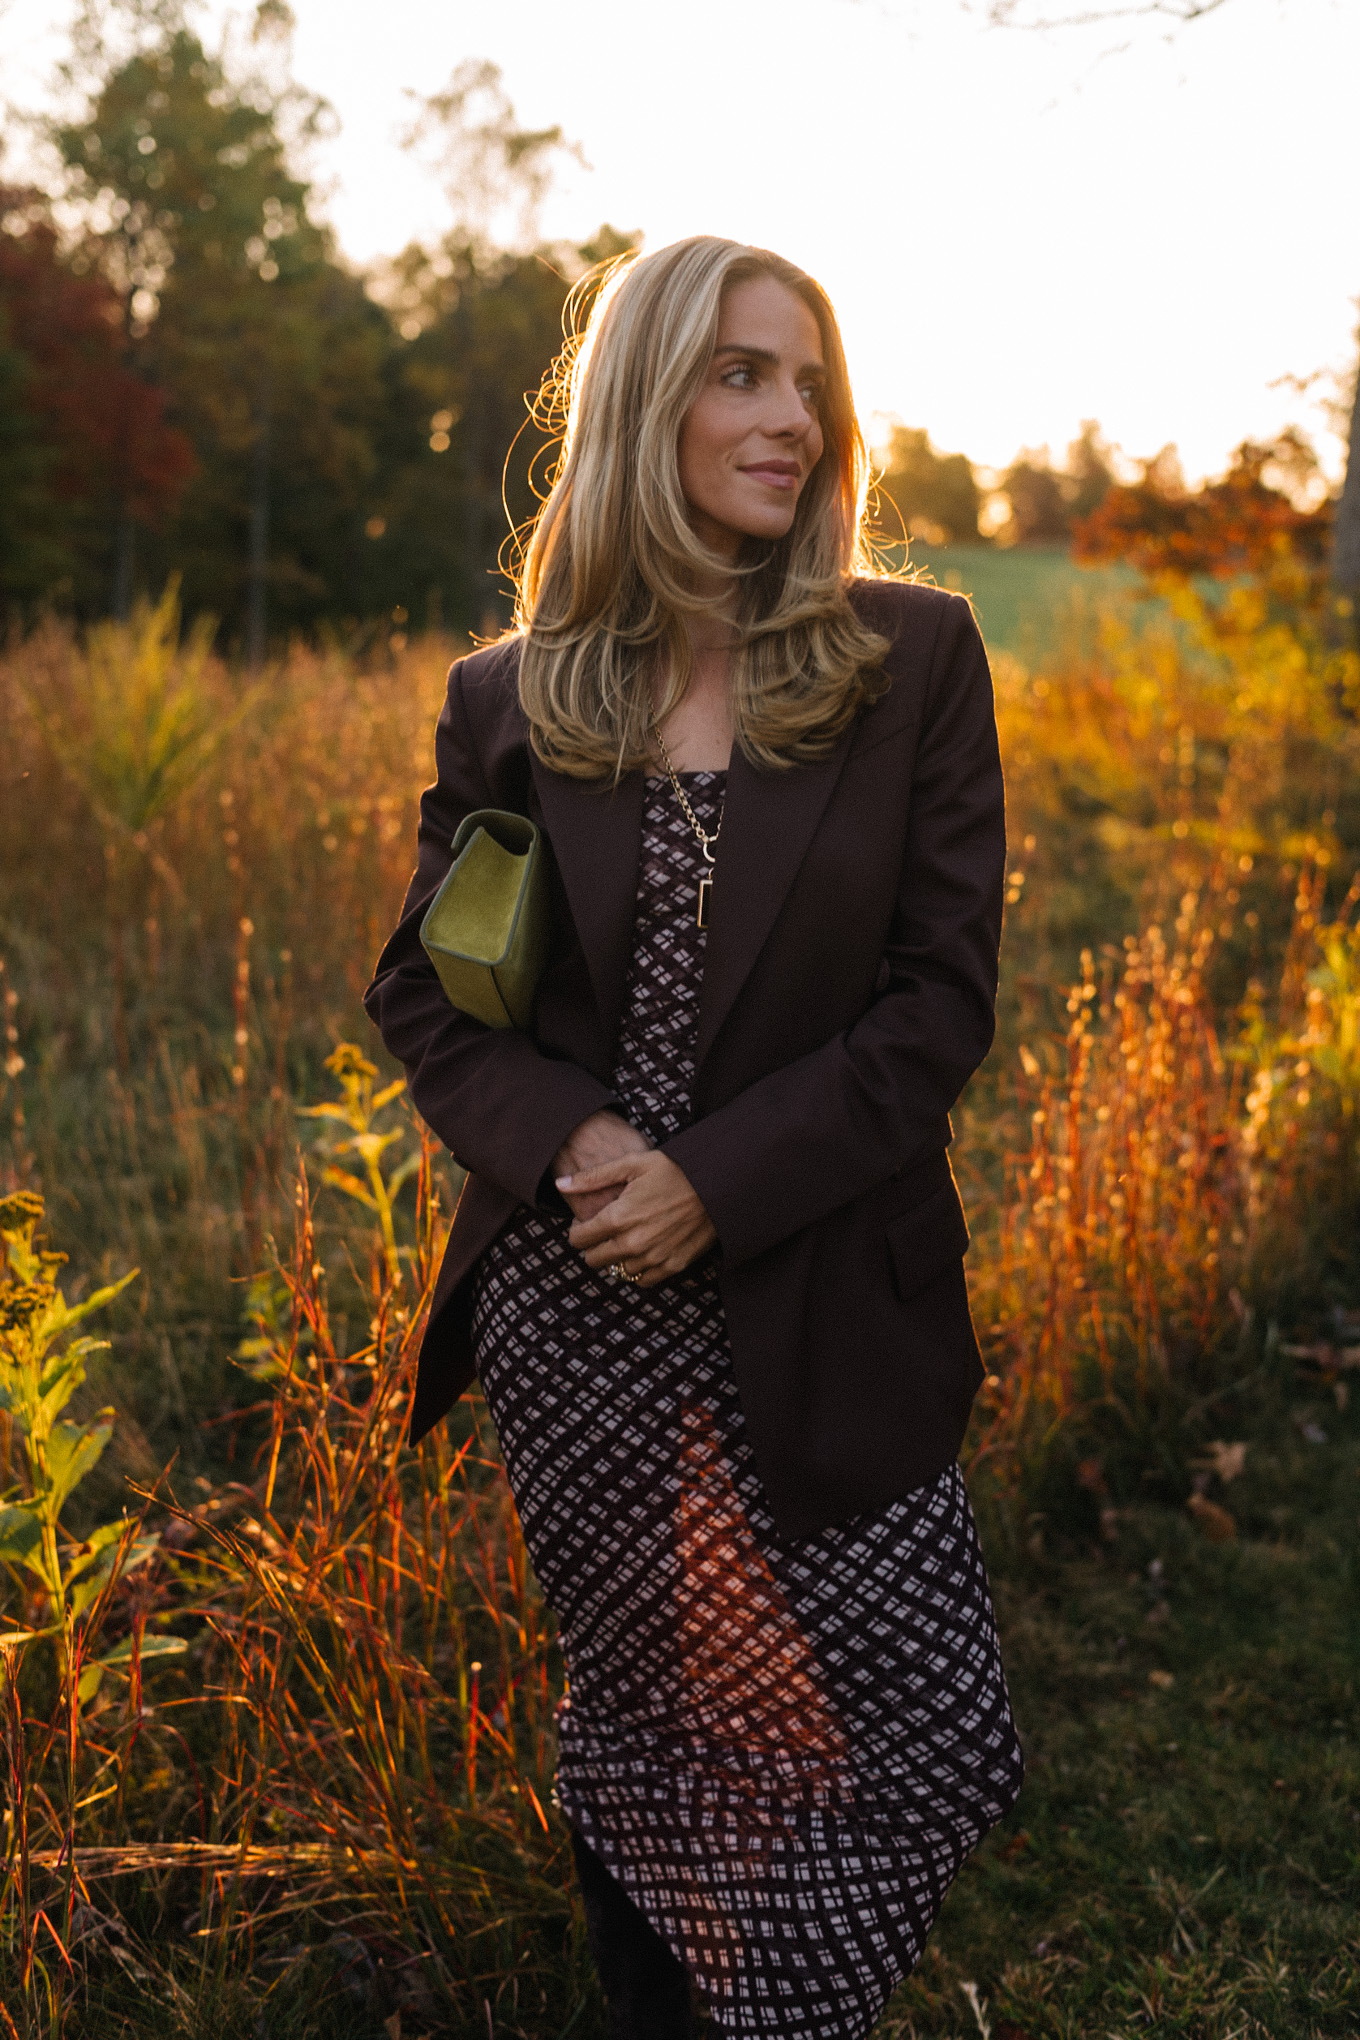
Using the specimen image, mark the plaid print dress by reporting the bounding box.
[473,772,1024,2038]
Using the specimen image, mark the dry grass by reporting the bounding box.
[0,578,1357,2035]
[2,1095,596,2036]
[0,590,459,1468]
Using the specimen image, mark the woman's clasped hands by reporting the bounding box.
[552,1109,717,1288]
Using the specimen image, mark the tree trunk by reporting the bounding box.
[112,507,135,620]
[246,377,272,671]
[1332,337,1360,641]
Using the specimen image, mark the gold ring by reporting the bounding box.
[610,1261,644,1286]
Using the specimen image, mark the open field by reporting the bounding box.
[1,572,1358,2036]
[901,547,1140,662]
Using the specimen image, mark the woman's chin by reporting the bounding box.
[727,509,799,546]
[686,499,798,556]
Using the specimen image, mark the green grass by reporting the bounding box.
[902,545,1143,661]
[878,1362,1360,2039]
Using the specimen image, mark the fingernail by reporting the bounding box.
[555,1174,572,1189]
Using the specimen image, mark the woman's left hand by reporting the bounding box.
[557,1151,717,1287]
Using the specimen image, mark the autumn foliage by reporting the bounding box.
[0,189,194,600]
[1072,431,1332,580]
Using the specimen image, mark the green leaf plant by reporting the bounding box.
[0,1192,186,1697]
[0,1190,188,2018]
[298,1044,421,1287]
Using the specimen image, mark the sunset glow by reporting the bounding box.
[2,0,1355,482]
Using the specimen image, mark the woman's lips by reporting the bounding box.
[740,463,800,491]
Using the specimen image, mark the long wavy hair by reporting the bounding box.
[514,236,891,779]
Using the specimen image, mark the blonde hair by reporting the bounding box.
[514,235,891,779]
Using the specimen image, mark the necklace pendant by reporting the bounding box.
[696,875,712,930]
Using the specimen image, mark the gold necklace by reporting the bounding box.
[651,722,724,930]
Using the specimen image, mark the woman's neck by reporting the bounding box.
[651,623,735,774]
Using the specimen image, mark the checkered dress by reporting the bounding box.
[473,772,1024,2038]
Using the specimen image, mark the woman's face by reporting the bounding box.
[677,275,826,562]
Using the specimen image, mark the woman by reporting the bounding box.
[365,235,1024,2039]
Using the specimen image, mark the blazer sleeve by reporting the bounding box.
[660,597,1005,1269]
[363,657,619,1205]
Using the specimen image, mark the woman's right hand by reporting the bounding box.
[552,1110,652,1220]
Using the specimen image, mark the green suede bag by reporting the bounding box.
[419,809,550,1030]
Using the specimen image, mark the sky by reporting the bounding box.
[2,0,1355,483]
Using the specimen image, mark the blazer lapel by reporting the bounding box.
[531,756,644,1052]
[531,723,855,1078]
[694,725,856,1073]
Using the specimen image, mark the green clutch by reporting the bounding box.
[419,809,550,1030]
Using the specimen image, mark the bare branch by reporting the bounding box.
[985,0,1232,28]
[401,59,586,255]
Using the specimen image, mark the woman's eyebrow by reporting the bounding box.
[713,343,826,376]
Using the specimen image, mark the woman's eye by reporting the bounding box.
[721,364,757,388]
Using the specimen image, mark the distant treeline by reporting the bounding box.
[0,9,1345,649]
[0,16,636,648]
[875,420,1118,549]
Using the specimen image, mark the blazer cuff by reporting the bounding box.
[661,1118,766,1266]
[528,1082,625,1211]
[492,1062,622,1211]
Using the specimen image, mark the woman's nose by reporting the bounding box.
[761,375,813,437]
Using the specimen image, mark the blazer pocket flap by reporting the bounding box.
[886,1180,970,1304]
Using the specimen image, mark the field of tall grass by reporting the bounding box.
[1,574,1358,2038]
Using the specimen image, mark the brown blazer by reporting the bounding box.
[363,578,1005,1537]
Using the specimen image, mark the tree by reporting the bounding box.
[1064,418,1117,520]
[14,20,635,639]
[1072,431,1332,581]
[400,59,584,257]
[1332,350,1360,636]
[53,17,387,647]
[360,65,633,632]
[0,187,193,611]
[875,426,981,545]
[967,422,1112,548]
[360,224,638,633]
[40,30,627,643]
[998,451,1072,546]
[994,426,1112,546]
